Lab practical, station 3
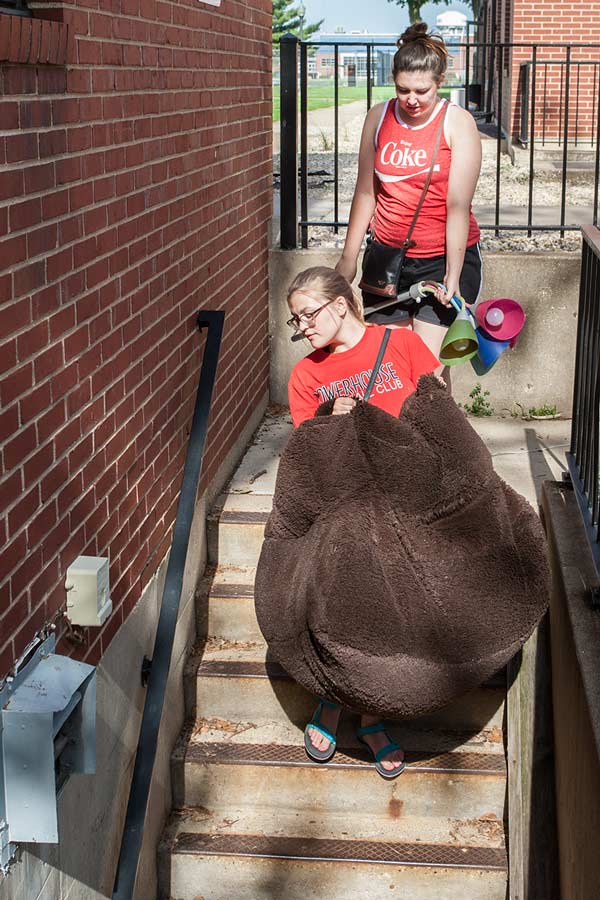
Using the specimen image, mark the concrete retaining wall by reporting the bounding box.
[269,248,581,415]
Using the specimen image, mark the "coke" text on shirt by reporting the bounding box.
[379,143,428,168]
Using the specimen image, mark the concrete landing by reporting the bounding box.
[222,407,569,510]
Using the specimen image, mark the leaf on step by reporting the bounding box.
[192,716,256,738]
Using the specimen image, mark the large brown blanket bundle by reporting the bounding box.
[254,375,549,719]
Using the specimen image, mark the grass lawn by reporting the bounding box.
[272,80,451,123]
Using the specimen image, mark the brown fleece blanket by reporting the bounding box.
[254,375,549,719]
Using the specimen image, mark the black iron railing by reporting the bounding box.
[279,36,600,248]
[567,226,600,585]
[519,59,600,148]
[112,310,224,900]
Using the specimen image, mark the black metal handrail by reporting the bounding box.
[279,36,600,248]
[567,226,600,583]
[112,309,225,900]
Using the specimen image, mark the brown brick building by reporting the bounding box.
[0,0,272,677]
[478,0,600,144]
[0,5,272,893]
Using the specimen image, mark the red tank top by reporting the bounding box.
[373,99,480,257]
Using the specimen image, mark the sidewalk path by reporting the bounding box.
[273,99,369,154]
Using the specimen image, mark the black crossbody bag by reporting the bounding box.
[358,102,448,300]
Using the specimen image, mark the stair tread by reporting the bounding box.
[208,580,256,598]
[194,653,507,690]
[183,716,505,755]
[180,739,506,774]
[209,508,270,524]
[169,828,507,871]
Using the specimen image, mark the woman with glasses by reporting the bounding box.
[287,266,439,428]
[285,265,439,777]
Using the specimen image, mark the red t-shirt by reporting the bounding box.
[288,325,439,427]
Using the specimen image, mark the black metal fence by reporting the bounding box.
[279,36,600,249]
[567,225,600,586]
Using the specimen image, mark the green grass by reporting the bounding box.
[272,80,451,123]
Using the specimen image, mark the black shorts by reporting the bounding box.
[363,242,483,327]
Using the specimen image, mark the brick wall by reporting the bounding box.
[510,0,600,143]
[0,0,272,678]
[482,0,600,143]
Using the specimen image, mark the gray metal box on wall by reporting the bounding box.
[0,633,96,869]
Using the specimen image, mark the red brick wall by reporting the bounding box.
[0,0,272,677]
[484,0,600,142]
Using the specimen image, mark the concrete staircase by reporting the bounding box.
[158,410,509,900]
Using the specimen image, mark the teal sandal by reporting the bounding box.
[357,722,406,779]
[304,699,341,762]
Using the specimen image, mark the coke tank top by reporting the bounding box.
[373,98,480,257]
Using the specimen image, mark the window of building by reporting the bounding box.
[0,0,32,16]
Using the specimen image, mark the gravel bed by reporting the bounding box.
[273,147,588,253]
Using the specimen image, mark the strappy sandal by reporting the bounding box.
[303,699,341,763]
[357,722,406,779]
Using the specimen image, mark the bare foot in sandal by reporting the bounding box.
[358,715,405,778]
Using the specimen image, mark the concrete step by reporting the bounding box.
[206,408,289,566]
[207,502,268,567]
[171,739,506,843]
[160,821,507,900]
[199,635,506,691]
[185,711,504,756]
[197,565,264,643]
[186,654,505,737]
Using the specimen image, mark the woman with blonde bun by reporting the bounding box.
[336,21,482,365]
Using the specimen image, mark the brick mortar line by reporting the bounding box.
[0,111,272,141]
[73,35,271,55]
[0,254,269,548]
[1,156,272,254]
[0,130,272,185]
[0,115,272,142]
[1,203,269,367]
[0,85,272,106]
[3,181,270,315]
[1,224,269,433]
[58,4,270,29]
[0,284,268,492]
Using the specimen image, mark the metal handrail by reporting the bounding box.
[112,310,225,900]
[566,226,600,589]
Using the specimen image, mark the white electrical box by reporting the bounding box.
[65,556,112,627]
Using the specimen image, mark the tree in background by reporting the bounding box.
[387,0,479,25]
[272,0,324,43]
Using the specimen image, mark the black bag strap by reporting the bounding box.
[363,328,391,402]
[401,100,449,251]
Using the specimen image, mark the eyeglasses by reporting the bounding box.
[286,298,336,331]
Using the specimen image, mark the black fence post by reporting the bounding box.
[280,33,298,250]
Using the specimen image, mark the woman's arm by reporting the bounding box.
[335,103,383,284]
[443,105,482,302]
